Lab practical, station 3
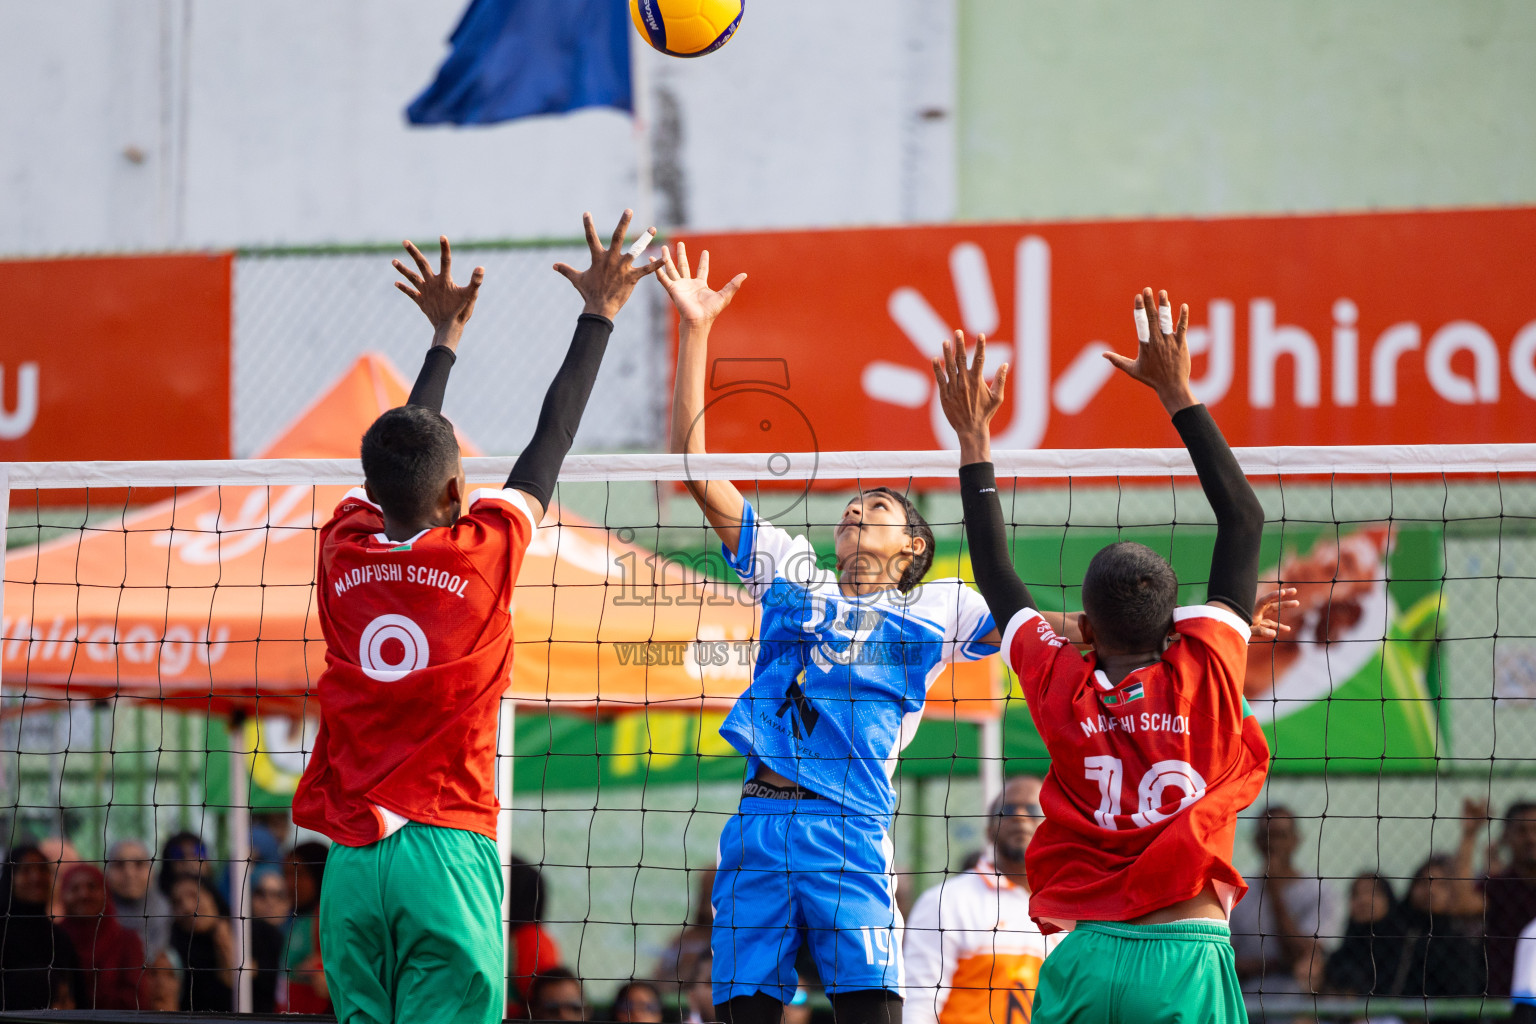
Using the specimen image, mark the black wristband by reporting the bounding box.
[504,313,615,509]
[1172,404,1264,622]
[407,345,457,413]
[958,461,1035,633]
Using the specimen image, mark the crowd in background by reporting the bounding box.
[8,798,1536,1018]
[0,812,328,1014]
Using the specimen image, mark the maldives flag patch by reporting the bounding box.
[1103,681,1145,706]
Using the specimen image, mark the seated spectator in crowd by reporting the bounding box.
[106,839,171,959]
[682,955,713,1024]
[249,809,291,871]
[529,967,588,1021]
[509,857,563,1018]
[1,843,81,1010]
[167,875,236,1011]
[1323,873,1402,996]
[652,866,714,1001]
[610,979,664,1023]
[783,976,813,1024]
[1467,800,1536,996]
[157,832,213,905]
[59,863,144,1009]
[138,948,185,1012]
[282,841,331,1014]
[1381,854,1486,998]
[249,865,287,1014]
[1231,806,1344,995]
[36,836,81,919]
[905,776,1058,1024]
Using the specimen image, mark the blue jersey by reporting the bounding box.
[718,503,997,818]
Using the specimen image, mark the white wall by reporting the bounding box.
[0,0,955,256]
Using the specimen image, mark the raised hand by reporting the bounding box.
[393,236,485,352]
[931,331,1009,463]
[656,242,747,327]
[1105,288,1197,416]
[554,210,662,320]
[1251,587,1300,639]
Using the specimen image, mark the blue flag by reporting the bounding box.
[407,0,632,125]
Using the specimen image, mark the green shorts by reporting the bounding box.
[1031,920,1245,1024]
[319,822,505,1024]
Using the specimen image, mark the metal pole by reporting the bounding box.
[228,711,253,1014]
[979,718,1003,811]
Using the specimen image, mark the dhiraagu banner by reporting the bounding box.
[999,522,1445,775]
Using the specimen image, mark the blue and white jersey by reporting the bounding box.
[718,502,998,818]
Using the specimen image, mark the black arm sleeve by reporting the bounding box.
[1171,403,1265,622]
[406,345,456,413]
[959,461,1036,632]
[504,313,614,510]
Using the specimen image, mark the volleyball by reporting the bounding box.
[630,0,744,58]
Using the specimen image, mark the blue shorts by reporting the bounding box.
[711,797,902,1004]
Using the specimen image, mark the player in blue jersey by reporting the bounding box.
[657,244,1001,1024]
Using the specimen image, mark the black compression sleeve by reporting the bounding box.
[406,345,456,413]
[1172,403,1264,622]
[959,461,1035,631]
[504,313,614,509]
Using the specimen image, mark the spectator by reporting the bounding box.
[529,966,587,1021]
[105,839,171,959]
[1230,807,1343,996]
[682,955,713,1024]
[1323,873,1402,996]
[138,948,184,1012]
[249,864,287,1014]
[249,809,291,871]
[157,832,212,903]
[1473,800,1536,996]
[282,841,331,1014]
[1380,854,1485,998]
[35,835,81,919]
[59,863,144,1009]
[783,977,813,1024]
[1,843,81,1010]
[611,979,664,1023]
[167,875,236,1011]
[652,866,714,1000]
[509,857,563,1017]
[904,776,1058,1024]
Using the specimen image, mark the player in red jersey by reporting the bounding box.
[291,212,659,1024]
[932,289,1270,1022]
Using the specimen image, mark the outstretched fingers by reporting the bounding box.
[438,236,452,278]
[403,240,433,281]
[675,240,692,280]
[609,209,634,253]
[719,272,748,301]
[582,212,603,258]
[394,279,422,303]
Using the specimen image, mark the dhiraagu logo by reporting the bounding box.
[869,236,1117,448]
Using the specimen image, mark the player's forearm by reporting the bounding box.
[407,344,457,413]
[959,462,1036,630]
[504,313,614,509]
[670,323,710,457]
[1172,404,1264,621]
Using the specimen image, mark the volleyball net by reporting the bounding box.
[2,445,1535,1019]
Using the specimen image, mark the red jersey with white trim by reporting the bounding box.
[292,486,535,846]
[1002,604,1270,930]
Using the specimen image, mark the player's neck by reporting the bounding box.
[379,510,454,542]
[1095,650,1161,684]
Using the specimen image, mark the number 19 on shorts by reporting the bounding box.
[859,926,895,966]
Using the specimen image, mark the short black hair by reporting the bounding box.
[860,487,934,593]
[1081,541,1178,652]
[1507,802,1536,822]
[360,405,461,523]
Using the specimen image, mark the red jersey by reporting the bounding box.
[292,486,535,846]
[1002,604,1270,931]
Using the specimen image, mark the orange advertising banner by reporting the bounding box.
[675,208,1536,453]
[0,252,232,462]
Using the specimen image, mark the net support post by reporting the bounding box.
[0,463,8,691]
[228,710,254,1014]
[497,697,517,986]
[979,718,1003,811]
